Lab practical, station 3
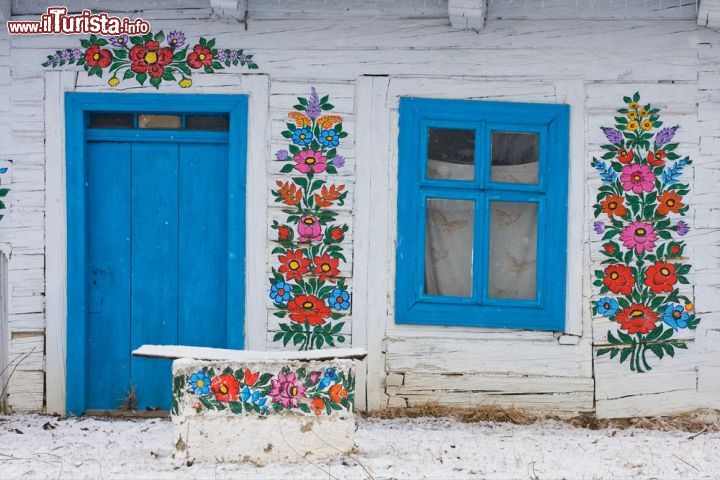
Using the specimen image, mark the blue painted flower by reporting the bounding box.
[292,127,313,146]
[319,129,340,148]
[663,304,689,330]
[328,288,350,311]
[596,297,619,317]
[189,371,211,395]
[241,386,268,413]
[270,281,292,303]
[318,368,337,390]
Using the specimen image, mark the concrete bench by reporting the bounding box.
[132,345,367,465]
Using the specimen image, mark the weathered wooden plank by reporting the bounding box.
[385,336,593,377]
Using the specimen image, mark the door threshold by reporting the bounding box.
[84,409,169,419]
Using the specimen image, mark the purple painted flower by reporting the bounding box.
[275,149,289,161]
[676,220,690,236]
[72,48,83,60]
[216,49,228,62]
[332,155,345,168]
[108,34,128,48]
[52,53,61,63]
[601,127,623,146]
[167,31,186,49]
[655,126,678,146]
[239,54,246,62]
[306,87,321,120]
[228,50,238,62]
[61,49,71,61]
[268,371,306,408]
[594,221,605,234]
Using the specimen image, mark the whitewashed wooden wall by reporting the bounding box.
[1,4,718,417]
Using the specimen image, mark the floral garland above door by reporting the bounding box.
[42,31,258,88]
[269,88,350,350]
[592,92,699,372]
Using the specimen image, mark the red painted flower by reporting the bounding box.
[643,261,677,294]
[278,225,292,242]
[128,40,173,78]
[647,150,666,167]
[244,369,259,387]
[669,244,682,257]
[210,373,239,402]
[616,148,634,164]
[288,295,331,326]
[329,227,344,242]
[187,44,213,69]
[603,264,635,295]
[616,304,658,334]
[603,243,616,255]
[84,44,112,68]
[313,254,340,282]
[278,249,310,282]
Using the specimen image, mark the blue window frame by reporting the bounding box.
[395,98,569,330]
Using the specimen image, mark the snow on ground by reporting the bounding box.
[1,414,719,479]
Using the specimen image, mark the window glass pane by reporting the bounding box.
[426,128,475,181]
[424,198,474,297]
[186,114,229,131]
[138,114,182,129]
[89,113,133,129]
[491,131,539,184]
[488,201,538,300]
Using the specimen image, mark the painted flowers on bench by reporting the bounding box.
[42,31,258,89]
[172,366,355,416]
[592,92,700,373]
[269,89,350,350]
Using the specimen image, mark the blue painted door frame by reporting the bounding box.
[65,93,248,414]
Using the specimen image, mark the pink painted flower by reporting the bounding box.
[297,215,322,242]
[619,221,658,254]
[307,371,322,384]
[620,164,656,194]
[268,371,306,408]
[293,150,327,174]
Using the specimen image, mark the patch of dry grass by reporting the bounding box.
[362,403,720,433]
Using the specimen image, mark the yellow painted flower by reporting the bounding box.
[639,108,648,117]
[627,111,637,120]
[629,101,639,109]
[627,120,639,131]
[685,302,694,312]
[641,119,653,131]
[108,76,120,87]
[179,78,192,88]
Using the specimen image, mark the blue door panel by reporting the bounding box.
[66,93,248,414]
[86,141,132,410]
[130,142,180,410]
[178,143,229,348]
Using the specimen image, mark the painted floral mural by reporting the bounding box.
[0,167,8,221]
[42,31,258,88]
[592,92,699,372]
[172,365,355,416]
[269,88,350,350]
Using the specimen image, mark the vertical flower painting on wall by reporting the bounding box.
[269,88,350,350]
[592,92,699,372]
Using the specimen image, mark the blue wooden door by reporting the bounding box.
[66,94,247,415]
[85,140,230,410]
